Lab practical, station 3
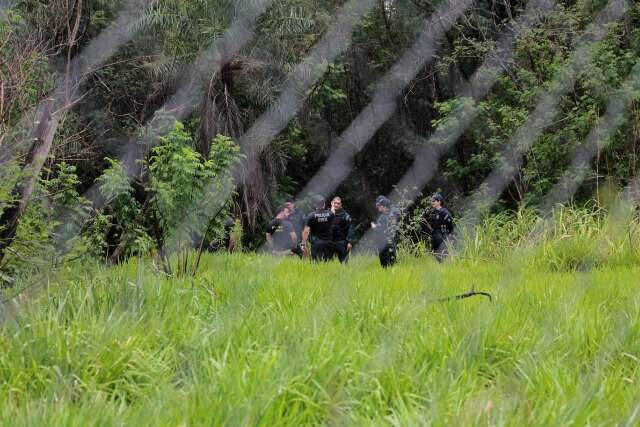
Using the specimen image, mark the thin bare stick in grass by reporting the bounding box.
[430,285,493,303]
[193,204,229,277]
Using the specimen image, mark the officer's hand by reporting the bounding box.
[347,243,352,251]
[370,222,377,229]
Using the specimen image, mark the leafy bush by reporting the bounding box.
[87,122,242,272]
[91,157,153,261]
[1,162,89,279]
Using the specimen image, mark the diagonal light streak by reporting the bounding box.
[458,0,628,228]
[238,0,379,153]
[85,0,274,197]
[0,1,13,19]
[53,0,274,246]
[383,0,557,207]
[165,0,389,246]
[538,61,640,215]
[255,0,540,258]
[0,0,151,165]
[328,0,559,251]
[352,0,625,253]
[235,0,381,213]
[298,0,475,201]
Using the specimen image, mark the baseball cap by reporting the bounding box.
[375,195,391,207]
[431,193,444,203]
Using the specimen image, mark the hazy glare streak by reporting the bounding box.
[0,0,150,164]
[539,61,640,214]
[299,0,475,200]
[459,0,627,228]
[53,0,274,247]
[347,0,559,251]
[168,0,382,246]
[388,0,557,206]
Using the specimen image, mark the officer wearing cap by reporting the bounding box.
[265,205,298,256]
[284,198,305,241]
[330,196,354,263]
[371,195,401,268]
[302,196,335,261]
[426,193,454,262]
[284,197,305,257]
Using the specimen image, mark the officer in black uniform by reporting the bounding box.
[330,196,355,264]
[265,205,297,256]
[302,196,335,261]
[426,193,454,262]
[371,195,400,268]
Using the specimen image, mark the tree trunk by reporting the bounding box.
[0,99,60,263]
[0,0,83,263]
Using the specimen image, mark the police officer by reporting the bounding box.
[370,195,400,268]
[265,205,297,256]
[284,197,305,257]
[302,196,335,261]
[426,193,454,262]
[330,196,354,264]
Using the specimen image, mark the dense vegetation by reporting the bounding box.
[1,0,640,272]
[1,2,640,422]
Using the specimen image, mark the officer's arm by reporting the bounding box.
[445,213,454,233]
[346,216,355,240]
[425,218,434,232]
[346,215,355,249]
[301,226,311,258]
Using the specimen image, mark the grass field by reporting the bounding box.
[1,253,639,426]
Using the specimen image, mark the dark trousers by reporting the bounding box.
[291,243,304,258]
[334,240,350,264]
[378,244,397,268]
[311,239,335,262]
[432,234,449,263]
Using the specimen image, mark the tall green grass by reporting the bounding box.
[455,202,640,271]
[1,253,639,425]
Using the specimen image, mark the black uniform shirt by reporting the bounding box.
[332,209,355,243]
[428,207,454,236]
[374,207,401,247]
[266,218,296,251]
[306,209,334,241]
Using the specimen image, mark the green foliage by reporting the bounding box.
[256,0,334,65]
[87,122,242,267]
[132,0,235,65]
[3,0,640,252]
[1,162,89,276]
[0,7,53,140]
[1,255,640,424]
[146,123,241,250]
[0,161,23,218]
[147,122,205,234]
[311,63,348,109]
[92,157,152,260]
